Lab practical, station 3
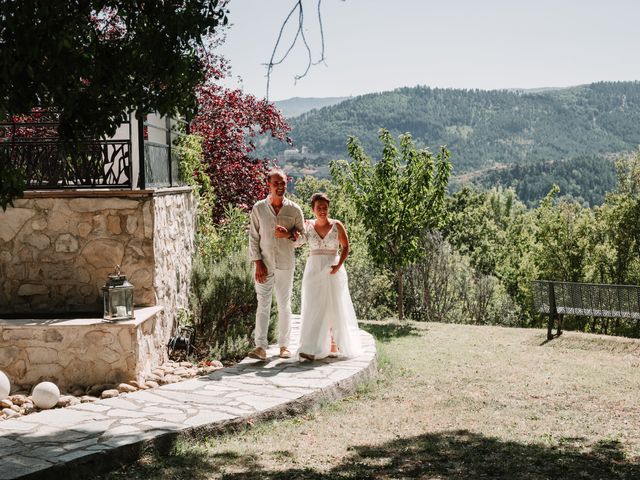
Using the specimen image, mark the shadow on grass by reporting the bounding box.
[359,321,420,343]
[106,429,640,480]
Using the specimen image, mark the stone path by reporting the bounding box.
[0,316,376,480]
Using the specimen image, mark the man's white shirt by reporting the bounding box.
[248,196,305,271]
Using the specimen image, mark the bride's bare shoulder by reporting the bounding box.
[331,219,346,231]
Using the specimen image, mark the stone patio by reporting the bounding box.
[0,316,376,480]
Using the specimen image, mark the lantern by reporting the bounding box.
[102,265,134,321]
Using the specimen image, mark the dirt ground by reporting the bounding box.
[105,321,640,479]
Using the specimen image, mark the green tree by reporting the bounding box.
[0,1,228,207]
[532,186,592,282]
[587,154,640,284]
[330,128,451,320]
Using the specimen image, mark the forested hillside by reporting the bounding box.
[264,82,640,178]
[470,156,618,207]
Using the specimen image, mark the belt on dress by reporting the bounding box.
[309,249,338,256]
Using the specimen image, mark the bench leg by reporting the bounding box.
[547,315,554,340]
[557,314,564,337]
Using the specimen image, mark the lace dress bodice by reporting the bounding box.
[306,221,340,253]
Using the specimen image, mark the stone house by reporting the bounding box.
[0,112,197,388]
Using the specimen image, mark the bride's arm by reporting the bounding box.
[330,221,350,274]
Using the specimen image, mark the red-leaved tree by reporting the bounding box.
[190,56,291,222]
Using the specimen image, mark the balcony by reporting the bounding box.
[0,110,187,190]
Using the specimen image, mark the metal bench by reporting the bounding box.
[532,280,640,340]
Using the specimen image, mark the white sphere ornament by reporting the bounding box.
[0,371,9,399]
[32,381,60,409]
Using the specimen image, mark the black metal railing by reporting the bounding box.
[1,111,188,190]
[1,138,132,188]
[1,111,133,189]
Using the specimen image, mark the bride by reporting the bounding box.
[298,192,362,361]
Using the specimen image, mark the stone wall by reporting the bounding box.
[0,307,164,388]
[0,193,156,313]
[148,189,196,368]
[0,188,196,385]
[0,188,194,318]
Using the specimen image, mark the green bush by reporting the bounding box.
[404,232,526,326]
[188,248,280,362]
[189,251,255,349]
[345,237,395,320]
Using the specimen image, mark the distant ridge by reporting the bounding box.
[274,96,350,118]
[262,81,640,175]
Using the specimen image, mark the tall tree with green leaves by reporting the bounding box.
[330,128,451,320]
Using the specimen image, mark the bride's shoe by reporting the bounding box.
[299,352,315,361]
[328,341,339,358]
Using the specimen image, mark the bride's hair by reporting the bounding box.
[310,192,330,208]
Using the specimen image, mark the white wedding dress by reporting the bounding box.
[297,221,362,359]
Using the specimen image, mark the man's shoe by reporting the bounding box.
[279,347,292,359]
[248,346,267,360]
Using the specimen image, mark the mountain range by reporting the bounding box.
[263,82,640,205]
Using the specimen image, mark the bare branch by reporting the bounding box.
[264,0,328,99]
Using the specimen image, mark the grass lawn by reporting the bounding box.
[104,321,640,479]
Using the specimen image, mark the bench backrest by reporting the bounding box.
[532,280,640,319]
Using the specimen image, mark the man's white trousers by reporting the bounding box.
[254,268,293,349]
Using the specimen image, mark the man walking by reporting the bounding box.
[248,168,304,360]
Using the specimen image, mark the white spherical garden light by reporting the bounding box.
[32,381,60,409]
[0,371,9,399]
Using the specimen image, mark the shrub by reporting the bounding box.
[404,232,526,326]
[188,249,278,362]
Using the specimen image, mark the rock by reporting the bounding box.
[86,384,115,397]
[10,394,28,406]
[145,373,162,382]
[2,408,19,419]
[144,381,159,389]
[24,232,50,250]
[0,208,35,242]
[55,233,79,253]
[0,399,12,409]
[82,239,125,269]
[71,388,85,397]
[162,366,175,374]
[117,383,137,393]
[80,396,99,403]
[179,361,193,368]
[22,403,35,414]
[100,389,120,399]
[126,215,138,234]
[17,284,49,296]
[107,215,122,235]
[10,405,20,412]
[57,395,78,408]
[151,369,165,377]
[173,367,188,376]
[32,382,60,409]
[77,222,92,237]
[136,383,149,390]
[161,374,181,385]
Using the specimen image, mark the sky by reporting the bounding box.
[218,0,640,102]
